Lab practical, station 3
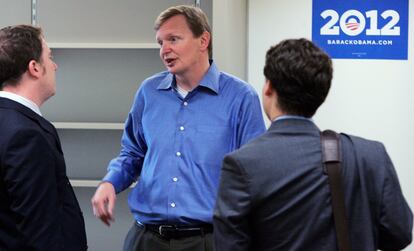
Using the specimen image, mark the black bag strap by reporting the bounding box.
[321,130,351,251]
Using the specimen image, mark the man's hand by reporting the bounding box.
[91,182,116,226]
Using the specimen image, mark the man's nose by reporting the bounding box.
[160,42,172,55]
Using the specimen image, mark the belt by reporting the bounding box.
[143,223,213,240]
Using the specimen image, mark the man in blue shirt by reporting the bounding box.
[91,5,265,251]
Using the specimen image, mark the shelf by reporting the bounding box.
[70,179,136,188]
[52,122,124,130]
[49,42,159,49]
[70,179,101,187]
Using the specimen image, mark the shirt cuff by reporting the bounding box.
[102,170,127,193]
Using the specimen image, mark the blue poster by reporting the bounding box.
[312,0,409,60]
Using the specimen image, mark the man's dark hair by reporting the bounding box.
[0,24,43,89]
[263,38,333,117]
[154,5,212,59]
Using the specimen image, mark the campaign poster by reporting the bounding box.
[312,0,409,60]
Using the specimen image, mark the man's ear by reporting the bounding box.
[199,31,210,52]
[27,59,42,78]
[264,80,275,97]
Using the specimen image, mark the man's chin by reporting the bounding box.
[47,89,56,100]
[167,67,178,74]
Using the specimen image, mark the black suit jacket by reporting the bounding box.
[214,118,412,251]
[0,97,87,251]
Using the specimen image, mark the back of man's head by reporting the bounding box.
[0,25,43,89]
[263,38,333,118]
[154,5,212,59]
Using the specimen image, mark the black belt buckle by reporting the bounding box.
[158,225,175,237]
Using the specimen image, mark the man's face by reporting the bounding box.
[156,15,204,77]
[39,39,58,99]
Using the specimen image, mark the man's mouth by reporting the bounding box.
[165,58,176,66]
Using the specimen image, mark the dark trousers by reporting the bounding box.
[123,222,214,251]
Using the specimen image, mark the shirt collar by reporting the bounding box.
[157,60,220,94]
[273,114,312,122]
[0,91,42,116]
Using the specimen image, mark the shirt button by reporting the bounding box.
[170,202,176,208]
[176,152,181,157]
[179,126,185,131]
[183,101,188,106]
[172,177,178,182]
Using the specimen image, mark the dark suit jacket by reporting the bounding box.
[214,118,412,251]
[0,97,87,251]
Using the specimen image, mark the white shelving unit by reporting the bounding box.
[49,42,159,49]
[53,122,124,130]
[70,179,136,188]
[70,179,101,187]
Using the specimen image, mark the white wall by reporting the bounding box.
[248,1,414,249]
[212,0,247,79]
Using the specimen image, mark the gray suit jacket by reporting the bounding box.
[214,118,412,251]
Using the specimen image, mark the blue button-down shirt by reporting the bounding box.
[103,62,266,225]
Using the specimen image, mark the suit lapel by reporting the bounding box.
[0,97,63,153]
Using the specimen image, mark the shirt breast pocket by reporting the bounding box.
[194,125,232,162]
